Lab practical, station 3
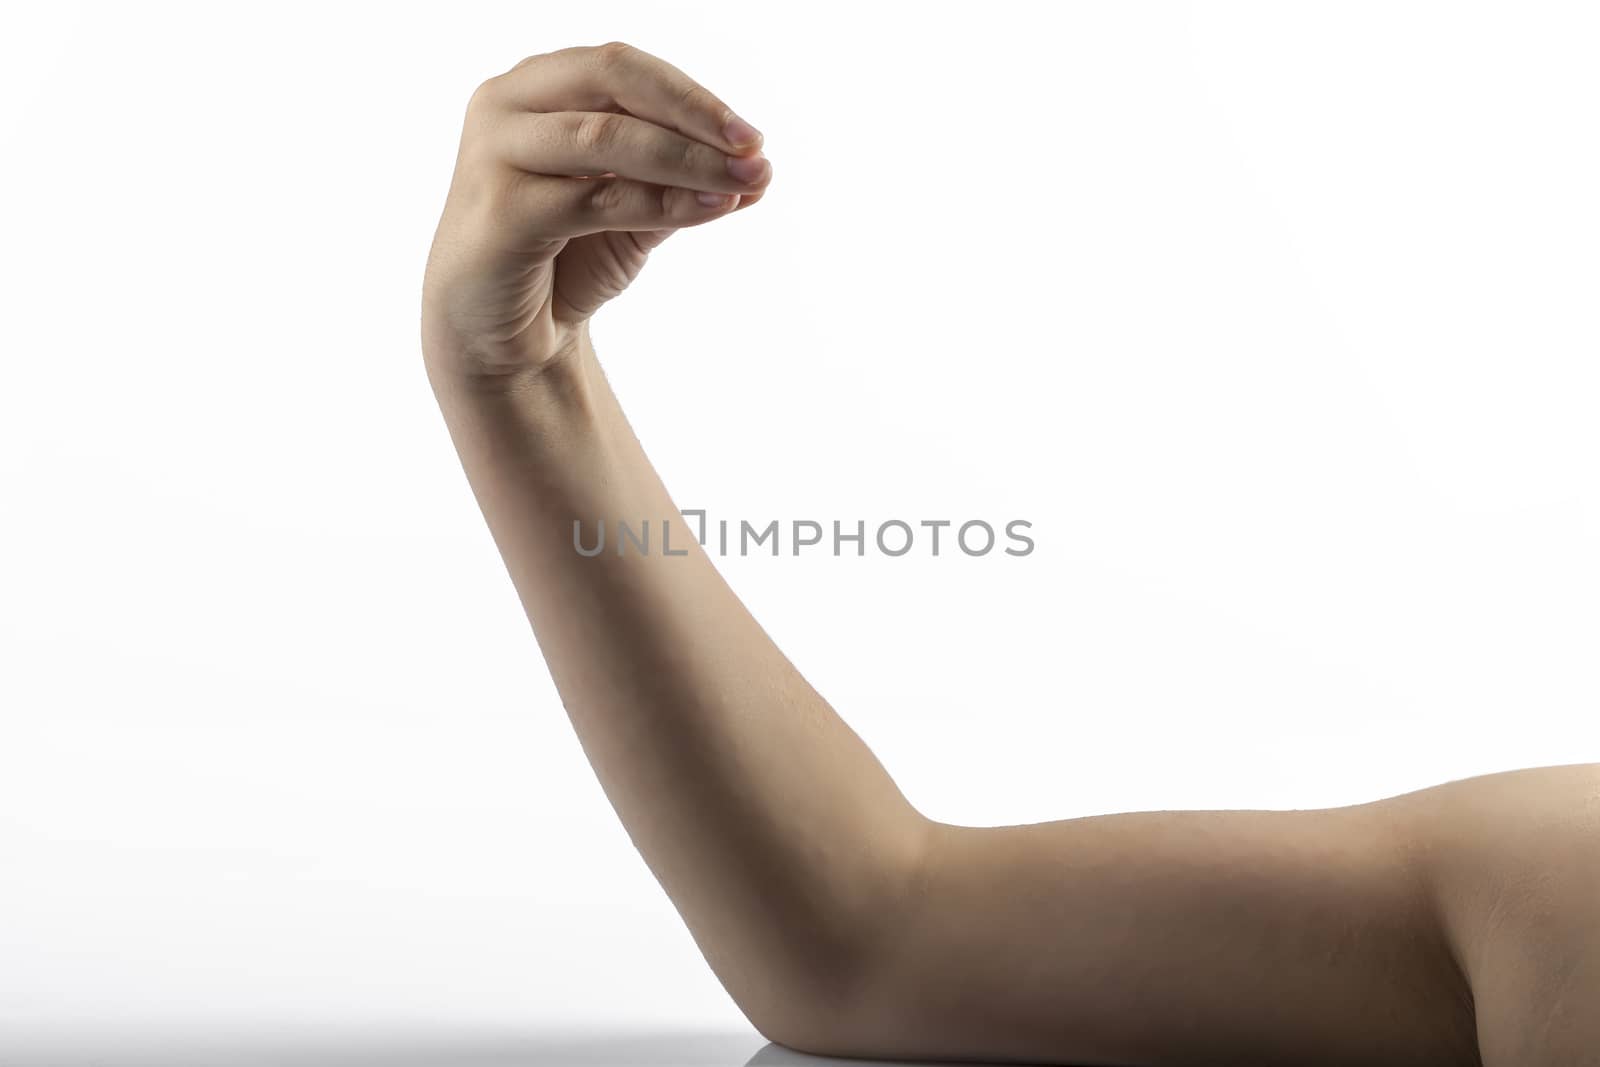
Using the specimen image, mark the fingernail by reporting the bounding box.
[723,115,762,147]
[726,153,769,184]
[696,191,733,208]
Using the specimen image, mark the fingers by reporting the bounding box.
[512,174,742,239]
[486,41,763,157]
[495,109,771,195]
[465,42,771,246]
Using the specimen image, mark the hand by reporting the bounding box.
[421,42,771,378]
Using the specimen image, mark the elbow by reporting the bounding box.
[737,956,913,1061]
[733,819,942,1059]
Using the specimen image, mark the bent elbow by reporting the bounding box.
[732,822,941,1059]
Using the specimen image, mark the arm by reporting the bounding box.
[427,345,1477,1065]
[421,43,1480,1065]
[421,41,927,1041]
[425,333,931,1037]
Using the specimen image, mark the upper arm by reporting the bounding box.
[835,801,1480,1066]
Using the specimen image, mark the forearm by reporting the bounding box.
[424,328,932,1033]
[421,331,1478,1065]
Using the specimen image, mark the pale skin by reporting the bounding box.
[420,42,1600,1067]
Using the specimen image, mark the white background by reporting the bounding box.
[2,1,1597,1062]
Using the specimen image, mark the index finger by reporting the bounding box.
[486,42,764,156]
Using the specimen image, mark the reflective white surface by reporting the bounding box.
[0,1028,966,1067]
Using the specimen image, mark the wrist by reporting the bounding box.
[424,325,605,439]
[426,318,597,395]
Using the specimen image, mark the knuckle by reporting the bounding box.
[573,111,624,154]
[585,178,629,216]
[458,89,509,167]
[673,135,701,173]
[592,40,635,69]
[467,75,501,114]
[475,49,551,106]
